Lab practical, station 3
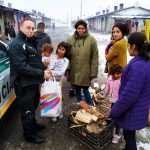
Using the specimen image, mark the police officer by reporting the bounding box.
[8,18,51,144]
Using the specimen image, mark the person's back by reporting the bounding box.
[35,22,51,51]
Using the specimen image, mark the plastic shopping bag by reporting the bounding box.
[40,78,62,117]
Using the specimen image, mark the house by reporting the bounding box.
[0,5,29,35]
[87,4,150,33]
[0,5,51,37]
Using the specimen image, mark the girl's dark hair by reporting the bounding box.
[128,32,150,60]
[110,64,123,75]
[112,23,130,36]
[56,42,71,58]
[74,20,87,29]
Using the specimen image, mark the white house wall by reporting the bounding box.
[93,16,115,32]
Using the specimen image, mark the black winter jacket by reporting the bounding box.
[35,31,51,50]
[8,31,45,87]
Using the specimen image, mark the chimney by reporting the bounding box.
[8,3,12,8]
[114,6,118,11]
[102,10,105,14]
[106,9,109,13]
[96,11,100,15]
[120,3,124,9]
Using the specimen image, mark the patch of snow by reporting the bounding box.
[137,142,150,150]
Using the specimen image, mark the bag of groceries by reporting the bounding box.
[40,78,62,117]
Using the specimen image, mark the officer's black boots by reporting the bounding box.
[25,135,46,144]
[69,88,76,97]
[24,123,46,144]
[35,123,46,133]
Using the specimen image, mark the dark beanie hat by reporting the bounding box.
[112,23,130,36]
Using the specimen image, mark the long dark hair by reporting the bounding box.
[56,42,71,59]
[112,23,130,36]
[128,32,150,60]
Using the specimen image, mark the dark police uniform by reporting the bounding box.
[8,31,45,137]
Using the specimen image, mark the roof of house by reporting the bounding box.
[87,6,150,19]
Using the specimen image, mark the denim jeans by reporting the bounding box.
[74,85,92,104]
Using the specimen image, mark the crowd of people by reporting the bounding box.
[7,18,150,150]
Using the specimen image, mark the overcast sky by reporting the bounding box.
[6,0,150,20]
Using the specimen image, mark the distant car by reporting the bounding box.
[0,40,16,120]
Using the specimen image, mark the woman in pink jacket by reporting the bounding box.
[105,64,123,144]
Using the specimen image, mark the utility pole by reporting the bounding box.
[80,0,82,19]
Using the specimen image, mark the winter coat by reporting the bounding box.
[8,31,45,87]
[105,75,121,103]
[105,38,127,70]
[35,31,51,50]
[67,31,98,86]
[110,56,150,131]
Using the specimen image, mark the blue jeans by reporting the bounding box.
[74,85,92,104]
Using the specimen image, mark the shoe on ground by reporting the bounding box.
[25,134,45,144]
[69,89,76,97]
[112,134,121,144]
[52,117,58,122]
[59,113,63,119]
[35,123,46,132]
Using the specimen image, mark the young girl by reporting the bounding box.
[49,42,70,80]
[110,32,150,150]
[105,64,123,144]
[41,43,54,70]
[49,42,70,122]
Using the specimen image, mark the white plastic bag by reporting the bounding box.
[40,78,62,117]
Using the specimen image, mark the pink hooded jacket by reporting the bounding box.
[105,75,121,103]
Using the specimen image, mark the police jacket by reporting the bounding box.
[8,31,45,87]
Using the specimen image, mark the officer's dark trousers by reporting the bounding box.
[14,82,40,137]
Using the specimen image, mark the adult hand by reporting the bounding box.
[44,70,51,80]
[89,76,95,80]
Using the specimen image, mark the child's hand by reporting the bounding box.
[44,60,50,66]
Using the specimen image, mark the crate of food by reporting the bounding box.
[68,118,114,150]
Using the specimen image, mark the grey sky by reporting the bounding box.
[7,0,150,20]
